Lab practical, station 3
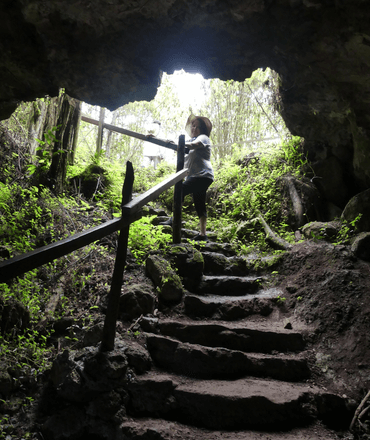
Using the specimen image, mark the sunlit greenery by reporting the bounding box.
[128,216,172,264]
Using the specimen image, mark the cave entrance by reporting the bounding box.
[77,68,292,170]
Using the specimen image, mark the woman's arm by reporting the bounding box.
[185,141,202,150]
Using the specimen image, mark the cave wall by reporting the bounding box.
[1,0,370,209]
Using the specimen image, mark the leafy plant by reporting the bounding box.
[280,135,306,169]
[27,125,62,176]
[128,216,172,264]
[333,214,363,244]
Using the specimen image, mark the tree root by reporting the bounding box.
[282,176,305,228]
[257,210,293,251]
[350,389,370,432]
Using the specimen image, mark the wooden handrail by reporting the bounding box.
[0,168,188,283]
[122,168,188,216]
[81,115,178,151]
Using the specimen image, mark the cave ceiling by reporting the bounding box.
[1,0,370,204]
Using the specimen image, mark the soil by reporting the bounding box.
[277,240,370,402]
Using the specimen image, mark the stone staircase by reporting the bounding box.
[121,237,350,439]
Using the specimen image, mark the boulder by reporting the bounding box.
[50,347,129,403]
[301,221,341,242]
[145,255,184,304]
[0,364,13,398]
[42,406,87,440]
[311,156,349,208]
[119,283,156,321]
[82,322,104,347]
[70,164,111,200]
[165,243,204,291]
[86,390,122,421]
[83,349,128,384]
[125,341,152,374]
[342,188,370,232]
[49,350,88,402]
[167,244,204,278]
[351,232,370,262]
[0,297,30,334]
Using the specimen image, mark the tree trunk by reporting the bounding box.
[28,100,49,157]
[48,92,81,193]
[69,100,81,165]
[106,109,118,158]
[96,106,105,155]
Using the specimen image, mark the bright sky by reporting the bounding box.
[82,70,209,166]
[143,70,207,165]
[171,69,207,108]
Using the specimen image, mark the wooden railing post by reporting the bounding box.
[96,107,105,154]
[100,161,134,352]
[173,135,185,244]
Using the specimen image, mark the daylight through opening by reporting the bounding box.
[77,68,292,170]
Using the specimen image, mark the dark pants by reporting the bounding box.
[182,176,213,218]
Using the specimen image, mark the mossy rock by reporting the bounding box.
[302,221,341,242]
[145,255,184,304]
[71,164,111,199]
[167,243,204,278]
[342,188,370,232]
[119,283,156,321]
[351,232,370,261]
[166,243,204,291]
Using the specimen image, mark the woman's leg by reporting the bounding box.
[183,177,212,236]
[200,215,207,236]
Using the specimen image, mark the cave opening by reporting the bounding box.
[77,67,292,170]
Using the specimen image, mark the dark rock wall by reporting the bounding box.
[1,0,370,204]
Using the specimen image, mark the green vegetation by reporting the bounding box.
[334,214,363,245]
[27,125,62,176]
[128,216,172,264]
[276,295,287,304]
[205,136,304,253]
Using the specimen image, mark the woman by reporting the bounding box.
[183,114,214,241]
[162,115,214,241]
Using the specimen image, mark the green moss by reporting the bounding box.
[71,164,111,199]
[192,248,203,264]
[170,245,186,254]
[161,272,183,290]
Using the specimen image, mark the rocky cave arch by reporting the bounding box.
[1,0,370,212]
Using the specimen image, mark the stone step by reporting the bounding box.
[120,417,346,440]
[127,372,349,430]
[184,288,281,319]
[202,251,280,276]
[193,240,237,256]
[180,228,218,242]
[194,275,265,295]
[146,334,310,381]
[154,319,307,353]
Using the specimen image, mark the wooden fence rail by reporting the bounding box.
[0,167,187,284]
[81,115,178,151]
